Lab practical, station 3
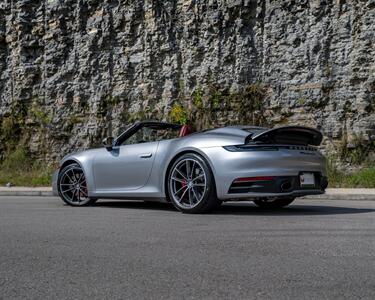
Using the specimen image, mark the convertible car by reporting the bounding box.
[53,121,328,213]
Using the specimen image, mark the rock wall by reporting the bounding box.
[0,0,374,165]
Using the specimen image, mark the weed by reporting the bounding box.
[193,87,203,109]
[30,106,52,125]
[169,103,188,125]
[297,98,306,106]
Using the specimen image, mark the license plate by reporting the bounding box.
[300,173,315,187]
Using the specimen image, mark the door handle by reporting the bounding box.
[139,153,152,158]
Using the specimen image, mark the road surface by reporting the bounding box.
[1,196,375,299]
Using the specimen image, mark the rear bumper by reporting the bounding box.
[201,146,327,200]
[52,170,59,196]
[219,171,327,200]
[227,173,327,196]
[222,189,325,200]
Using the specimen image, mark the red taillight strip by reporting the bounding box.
[233,176,276,183]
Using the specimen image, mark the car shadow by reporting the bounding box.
[94,201,176,212]
[94,200,375,216]
[215,203,375,216]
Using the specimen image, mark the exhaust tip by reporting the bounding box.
[280,181,293,192]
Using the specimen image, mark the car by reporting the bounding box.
[52,121,328,213]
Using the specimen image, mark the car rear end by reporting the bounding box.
[201,126,328,200]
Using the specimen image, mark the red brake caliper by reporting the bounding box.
[182,180,187,189]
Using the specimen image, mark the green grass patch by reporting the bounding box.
[0,148,53,187]
[327,162,375,188]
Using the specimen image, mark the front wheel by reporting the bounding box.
[58,163,97,206]
[167,153,219,214]
[253,197,295,209]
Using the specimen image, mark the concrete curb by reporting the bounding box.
[0,187,53,197]
[1,187,375,200]
[0,191,53,196]
[302,194,375,201]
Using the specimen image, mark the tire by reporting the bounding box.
[167,153,219,214]
[253,197,295,209]
[58,163,97,206]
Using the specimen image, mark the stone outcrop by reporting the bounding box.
[0,0,374,165]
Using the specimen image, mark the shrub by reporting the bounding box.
[170,104,188,125]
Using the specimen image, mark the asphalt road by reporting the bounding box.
[1,197,375,299]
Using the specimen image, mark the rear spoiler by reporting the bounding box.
[247,126,323,146]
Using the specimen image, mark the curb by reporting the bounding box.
[302,194,375,201]
[0,191,53,197]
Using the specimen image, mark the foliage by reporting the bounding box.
[1,116,18,140]
[327,160,375,188]
[193,87,203,109]
[0,147,53,187]
[30,106,52,125]
[209,88,221,110]
[230,83,266,115]
[0,101,29,152]
[169,103,188,125]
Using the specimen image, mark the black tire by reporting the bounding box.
[214,199,223,209]
[253,197,295,209]
[58,163,97,206]
[167,153,219,214]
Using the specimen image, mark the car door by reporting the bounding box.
[92,141,158,191]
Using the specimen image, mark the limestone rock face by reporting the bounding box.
[0,0,374,163]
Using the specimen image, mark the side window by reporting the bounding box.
[121,126,180,146]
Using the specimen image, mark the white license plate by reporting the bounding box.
[300,173,315,187]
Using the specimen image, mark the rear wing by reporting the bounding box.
[247,126,323,146]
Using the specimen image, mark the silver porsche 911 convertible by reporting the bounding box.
[52,121,328,213]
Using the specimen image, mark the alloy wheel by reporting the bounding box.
[59,165,90,205]
[169,158,207,209]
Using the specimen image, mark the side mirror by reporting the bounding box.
[102,136,114,151]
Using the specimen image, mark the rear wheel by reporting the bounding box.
[58,163,97,206]
[253,197,295,209]
[167,153,219,214]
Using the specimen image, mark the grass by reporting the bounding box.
[327,161,375,188]
[0,148,53,187]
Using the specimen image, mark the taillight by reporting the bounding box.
[233,176,276,183]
